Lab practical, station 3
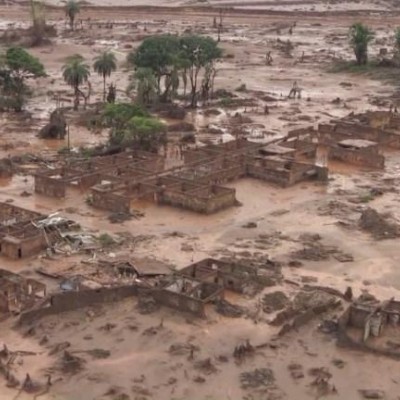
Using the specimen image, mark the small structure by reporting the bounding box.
[36,139,327,215]
[338,297,400,359]
[0,203,46,259]
[153,277,224,317]
[178,258,279,294]
[0,203,76,259]
[0,269,46,314]
[34,150,164,198]
[328,139,385,169]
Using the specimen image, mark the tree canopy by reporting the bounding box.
[349,23,374,65]
[93,51,117,101]
[101,102,166,152]
[62,54,90,110]
[4,46,46,78]
[102,102,148,130]
[128,34,222,106]
[0,46,45,111]
[65,0,80,30]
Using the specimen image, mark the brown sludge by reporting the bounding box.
[2,1,400,399]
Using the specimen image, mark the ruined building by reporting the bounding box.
[0,202,76,259]
[34,139,328,215]
[338,296,400,359]
[0,269,46,314]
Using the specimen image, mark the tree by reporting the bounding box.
[180,35,222,107]
[106,83,116,103]
[93,51,117,102]
[62,54,90,110]
[127,67,158,105]
[101,102,166,152]
[102,102,148,130]
[128,35,182,100]
[65,0,80,30]
[0,46,45,111]
[30,0,47,46]
[121,116,166,152]
[349,23,374,65]
[128,34,221,106]
[201,61,217,103]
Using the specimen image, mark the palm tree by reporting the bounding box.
[349,23,374,65]
[93,51,117,102]
[62,54,90,110]
[65,0,80,30]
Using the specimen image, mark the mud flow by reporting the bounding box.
[1,1,400,399]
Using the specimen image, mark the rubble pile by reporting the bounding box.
[359,207,400,239]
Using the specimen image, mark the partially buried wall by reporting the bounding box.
[159,185,237,214]
[90,187,131,213]
[329,145,385,169]
[1,232,47,259]
[34,173,66,198]
[19,285,140,324]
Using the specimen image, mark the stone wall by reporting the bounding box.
[247,161,291,186]
[34,174,66,198]
[329,146,385,169]
[159,185,237,214]
[1,232,47,259]
[19,285,140,324]
[91,188,131,213]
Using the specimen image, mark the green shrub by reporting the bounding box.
[98,233,116,247]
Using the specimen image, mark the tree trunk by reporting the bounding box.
[103,75,106,102]
[355,47,367,65]
[160,77,172,103]
[14,79,24,112]
[74,86,79,110]
[190,86,197,108]
[182,71,187,97]
[156,75,161,95]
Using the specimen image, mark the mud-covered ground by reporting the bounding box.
[2,1,400,400]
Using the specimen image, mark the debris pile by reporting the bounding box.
[309,367,337,398]
[38,109,67,139]
[240,368,275,389]
[359,207,400,239]
[270,288,342,334]
[215,299,244,318]
[59,351,85,374]
[262,291,289,313]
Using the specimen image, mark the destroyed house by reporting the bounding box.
[319,119,400,150]
[178,258,277,294]
[338,298,400,358]
[91,175,237,214]
[0,203,75,259]
[34,150,164,198]
[36,139,327,215]
[329,139,385,169]
[0,203,47,259]
[0,269,46,314]
[153,276,224,317]
[0,202,43,227]
[246,154,327,187]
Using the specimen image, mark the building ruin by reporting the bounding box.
[0,269,46,314]
[0,203,47,259]
[0,202,76,259]
[34,139,328,214]
[338,297,400,359]
[19,257,281,322]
